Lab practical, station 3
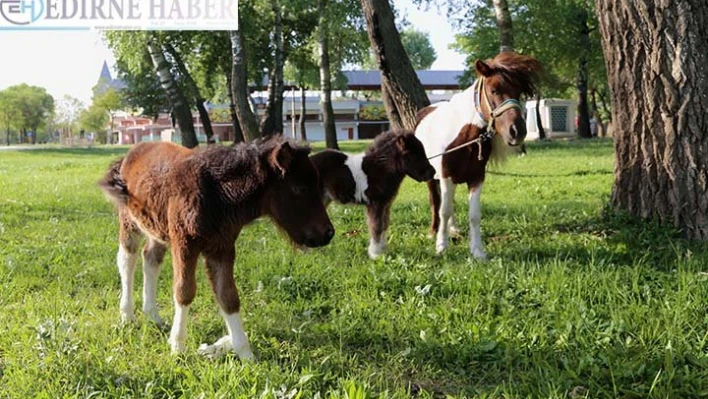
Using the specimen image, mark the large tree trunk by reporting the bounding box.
[226,72,245,144]
[318,0,338,149]
[380,82,403,130]
[576,7,592,139]
[230,30,260,141]
[299,86,307,141]
[147,38,198,148]
[360,0,430,130]
[163,42,215,143]
[492,0,514,52]
[260,0,285,136]
[596,0,708,239]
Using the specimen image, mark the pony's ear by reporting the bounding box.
[396,135,409,154]
[475,59,493,77]
[270,141,293,176]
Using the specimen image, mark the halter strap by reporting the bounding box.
[477,78,523,134]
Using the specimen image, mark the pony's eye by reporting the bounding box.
[491,90,499,95]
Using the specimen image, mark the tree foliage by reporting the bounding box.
[1,84,55,143]
[451,0,606,99]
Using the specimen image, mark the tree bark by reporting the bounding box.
[299,86,307,141]
[360,0,430,130]
[535,92,546,140]
[163,42,214,143]
[230,30,260,141]
[590,87,605,137]
[147,38,198,148]
[492,0,514,52]
[576,7,592,139]
[596,0,708,239]
[226,71,245,144]
[260,0,285,136]
[318,0,338,149]
[380,82,403,130]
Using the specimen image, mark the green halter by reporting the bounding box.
[474,78,523,134]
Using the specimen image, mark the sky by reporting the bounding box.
[0,0,466,106]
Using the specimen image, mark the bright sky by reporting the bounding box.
[0,1,465,105]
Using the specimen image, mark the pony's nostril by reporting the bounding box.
[325,227,334,241]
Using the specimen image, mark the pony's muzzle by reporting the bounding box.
[304,225,335,248]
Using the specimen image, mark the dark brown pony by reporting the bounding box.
[415,52,542,259]
[310,130,435,258]
[99,136,334,359]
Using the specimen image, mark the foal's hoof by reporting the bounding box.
[120,311,137,325]
[169,338,186,354]
[435,243,448,255]
[470,247,488,261]
[198,336,255,361]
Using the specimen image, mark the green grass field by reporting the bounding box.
[2,139,708,398]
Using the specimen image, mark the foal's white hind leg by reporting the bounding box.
[142,239,167,326]
[468,182,487,260]
[117,243,139,324]
[436,178,455,254]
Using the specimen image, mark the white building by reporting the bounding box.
[525,99,577,140]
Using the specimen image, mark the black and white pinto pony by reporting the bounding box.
[415,52,542,259]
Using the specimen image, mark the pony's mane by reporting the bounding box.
[485,52,543,98]
[365,129,412,158]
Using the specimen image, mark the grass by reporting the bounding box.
[2,139,708,398]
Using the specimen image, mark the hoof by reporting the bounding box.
[198,336,255,361]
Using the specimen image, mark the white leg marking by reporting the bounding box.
[198,312,254,361]
[436,178,455,254]
[169,297,189,353]
[368,231,387,259]
[117,244,138,324]
[142,246,164,326]
[468,183,487,260]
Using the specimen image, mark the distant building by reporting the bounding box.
[524,99,578,140]
[95,62,485,143]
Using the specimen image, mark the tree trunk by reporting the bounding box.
[535,92,546,140]
[590,87,606,137]
[576,7,592,139]
[596,0,708,240]
[260,0,285,136]
[299,86,307,141]
[230,30,260,141]
[360,0,430,130]
[147,38,198,148]
[318,0,338,149]
[163,42,215,143]
[226,72,245,144]
[380,82,403,130]
[6,127,9,146]
[492,0,514,52]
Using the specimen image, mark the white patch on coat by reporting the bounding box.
[344,153,369,204]
[415,83,487,180]
[117,244,138,324]
[141,244,164,326]
[169,298,189,353]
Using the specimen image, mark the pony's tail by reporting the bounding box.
[98,158,129,206]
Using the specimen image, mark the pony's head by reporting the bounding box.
[475,52,542,147]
